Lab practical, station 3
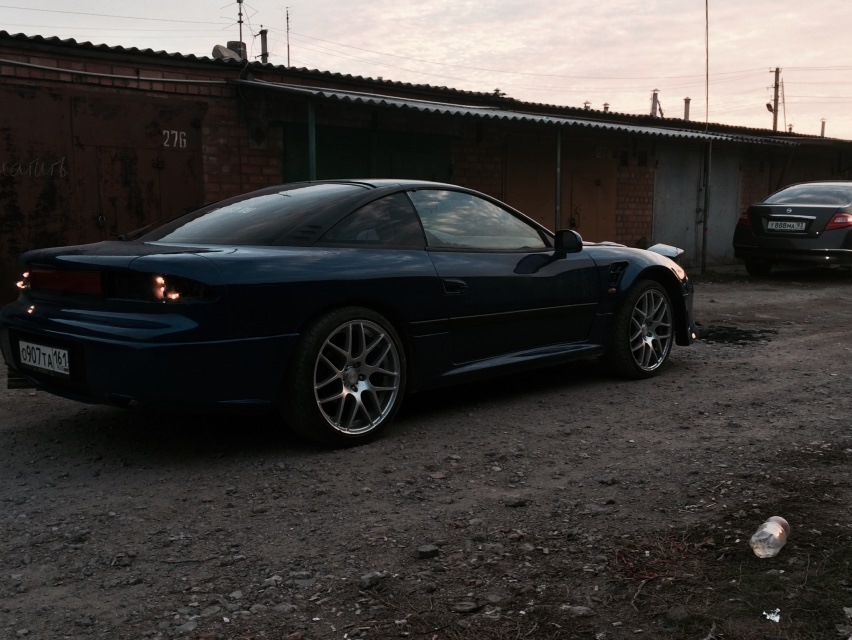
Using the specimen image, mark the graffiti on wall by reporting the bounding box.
[0,157,68,179]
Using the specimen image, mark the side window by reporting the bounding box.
[321,193,425,247]
[409,190,547,250]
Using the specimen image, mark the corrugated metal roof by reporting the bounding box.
[232,79,797,146]
[0,31,830,145]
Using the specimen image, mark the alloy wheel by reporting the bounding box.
[628,289,672,372]
[312,319,402,435]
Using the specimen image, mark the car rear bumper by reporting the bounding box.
[0,315,297,408]
[733,223,852,266]
[733,245,852,266]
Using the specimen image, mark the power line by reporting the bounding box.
[280,33,768,94]
[276,28,770,82]
[784,65,852,71]
[0,4,225,25]
[3,22,227,33]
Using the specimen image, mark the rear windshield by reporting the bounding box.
[140,183,366,245]
[764,183,852,206]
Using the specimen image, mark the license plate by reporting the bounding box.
[768,220,806,231]
[18,340,70,376]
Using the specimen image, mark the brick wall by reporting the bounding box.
[616,150,655,247]
[452,123,505,199]
[739,155,771,214]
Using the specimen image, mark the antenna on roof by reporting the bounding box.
[215,0,247,61]
[237,0,244,46]
[286,7,291,66]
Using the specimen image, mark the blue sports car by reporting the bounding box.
[1,180,695,445]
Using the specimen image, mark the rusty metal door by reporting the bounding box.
[0,88,74,302]
[70,94,207,240]
[568,170,617,242]
[504,133,556,229]
[0,88,207,303]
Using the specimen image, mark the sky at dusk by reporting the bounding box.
[2,1,851,140]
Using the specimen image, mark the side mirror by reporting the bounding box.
[554,229,583,257]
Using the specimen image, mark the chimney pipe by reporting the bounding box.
[820,118,826,137]
[603,103,610,112]
[650,90,659,117]
[683,97,691,121]
[260,29,268,63]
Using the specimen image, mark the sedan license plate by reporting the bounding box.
[768,220,806,231]
[19,340,70,376]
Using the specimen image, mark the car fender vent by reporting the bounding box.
[609,262,629,287]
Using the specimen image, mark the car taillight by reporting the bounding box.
[150,274,212,303]
[737,211,752,227]
[20,269,103,295]
[100,272,214,302]
[826,212,852,231]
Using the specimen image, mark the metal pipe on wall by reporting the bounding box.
[308,102,317,180]
[701,140,712,274]
[555,127,562,231]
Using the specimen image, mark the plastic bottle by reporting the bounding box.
[749,516,790,558]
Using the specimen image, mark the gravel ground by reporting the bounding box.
[1,266,850,640]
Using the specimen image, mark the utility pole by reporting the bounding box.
[237,0,244,48]
[772,67,780,131]
[704,0,709,129]
[286,7,291,66]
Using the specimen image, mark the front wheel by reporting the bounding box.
[283,307,406,446]
[605,280,674,379]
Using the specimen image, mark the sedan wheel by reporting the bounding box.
[606,280,673,379]
[284,307,406,446]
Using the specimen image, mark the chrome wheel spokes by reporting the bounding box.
[313,319,401,435]
[628,289,672,372]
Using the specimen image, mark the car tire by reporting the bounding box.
[745,261,772,277]
[605,280,673,379]
[283,306,406,446]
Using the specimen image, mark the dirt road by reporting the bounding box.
[1,267,850,640]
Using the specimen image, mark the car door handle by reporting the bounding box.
[442,278,468,294]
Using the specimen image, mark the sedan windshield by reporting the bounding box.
[140,183,367,245]
[764,183,852,206]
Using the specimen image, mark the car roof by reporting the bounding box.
[139,179,522,247]
[305,179,462,191]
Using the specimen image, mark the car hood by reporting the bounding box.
[582,241,688,281]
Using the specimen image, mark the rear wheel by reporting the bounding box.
[606,280,673,379]
[283,307,406,446]
[745,261,772,277]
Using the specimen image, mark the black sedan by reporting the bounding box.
[733,181,852,276]
[1,180,695,445]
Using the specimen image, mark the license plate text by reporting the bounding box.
[768,220,806,231]
[19,341,70,376]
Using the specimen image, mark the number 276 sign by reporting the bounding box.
[162,130,187,148]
